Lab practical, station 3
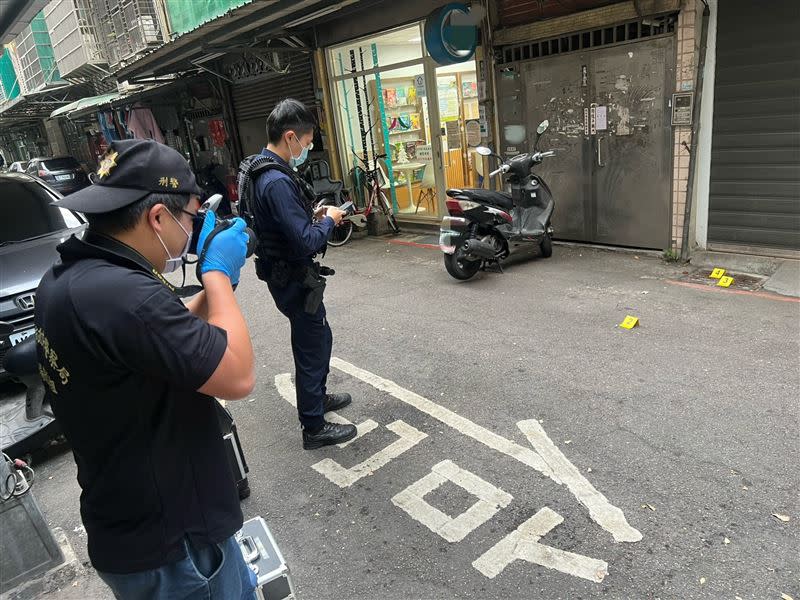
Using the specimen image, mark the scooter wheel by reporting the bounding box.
[444,250,481,280]
[540,234,553,258]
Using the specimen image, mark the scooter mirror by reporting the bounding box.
[0,321,13,335]
[537,120,549,135]
[475,146,493,157]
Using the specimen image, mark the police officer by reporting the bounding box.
[34,139,257,599]
[252,99,356,449]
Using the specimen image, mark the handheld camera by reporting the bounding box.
[190,194,256,258]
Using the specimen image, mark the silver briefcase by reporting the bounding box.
[236,517,295,599]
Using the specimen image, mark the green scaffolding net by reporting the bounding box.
[29,13,61,85]
[166,0,252,36]
[0,50,21,102]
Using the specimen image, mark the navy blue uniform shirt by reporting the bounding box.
[253,149,334,263]
[34,233,242,574]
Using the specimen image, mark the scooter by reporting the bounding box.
[0,321,251,500]
[439,120,556,280]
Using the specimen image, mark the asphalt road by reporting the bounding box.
[16,238,800,599]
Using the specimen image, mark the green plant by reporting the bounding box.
[663,247,680,262]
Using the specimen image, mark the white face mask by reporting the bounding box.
[156,210,191,274]
[288,135,313,169]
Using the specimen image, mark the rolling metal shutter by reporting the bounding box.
[231,55,315,122]
[708,0,800,250]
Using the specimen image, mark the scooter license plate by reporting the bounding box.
[439,217,468,254]
[10,328,34,346]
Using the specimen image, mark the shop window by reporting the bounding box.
[329,22,481,220]
[330,24,423,74]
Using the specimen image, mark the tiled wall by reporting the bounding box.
[671,0,704,250]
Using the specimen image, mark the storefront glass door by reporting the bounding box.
[327,23,480,221]
[435,64,481,192]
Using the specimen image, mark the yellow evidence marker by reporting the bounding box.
[620,316,640,329]
[710,268,726,279]
[717,276,734,288]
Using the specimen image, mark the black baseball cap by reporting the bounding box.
[57,139,203,214]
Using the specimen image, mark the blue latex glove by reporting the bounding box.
[197,211,248,284]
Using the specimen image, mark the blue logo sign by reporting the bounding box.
[424,3,483,65]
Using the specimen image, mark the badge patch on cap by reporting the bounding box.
[97,150,119,179]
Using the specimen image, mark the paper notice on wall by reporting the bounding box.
[446,120,461,149]
[595,106,608,131]
[416,144,433,161]
[414,74,426,98]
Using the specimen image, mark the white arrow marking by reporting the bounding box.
[330,357,641,543]
[518,419,641,542]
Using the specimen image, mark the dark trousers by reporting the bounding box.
[267,279,332,430]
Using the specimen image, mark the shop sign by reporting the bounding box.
[424,3,482,66]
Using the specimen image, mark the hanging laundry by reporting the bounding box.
[115,108,131,138]
[97,111,119,142]
[126,103,165,144]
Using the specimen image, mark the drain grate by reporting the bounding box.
[675,269,767,292]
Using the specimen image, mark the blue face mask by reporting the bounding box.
[289,135,313,169]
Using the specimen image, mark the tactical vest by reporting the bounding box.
[237,154,317,260]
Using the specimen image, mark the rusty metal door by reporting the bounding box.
[520,53,590,241]
[515,35,674,248]
[590,37,674,248]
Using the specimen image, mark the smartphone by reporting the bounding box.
[338,201,354,214]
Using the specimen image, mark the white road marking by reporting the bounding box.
[472,506,609,583]
[392,460,513,543]
[330,358,555,479]
[274,373,378,448]
[518,419,642,543]
[312,420,427,488]
[330,358,641,544]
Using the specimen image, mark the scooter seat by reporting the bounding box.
[2,337,39,377]
[448,188,513,210]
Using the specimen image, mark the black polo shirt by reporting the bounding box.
[34,231,243,574]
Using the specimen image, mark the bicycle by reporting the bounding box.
[314,188,358,247]
[351,152,400,235]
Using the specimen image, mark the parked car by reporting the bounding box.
[26,156,90,196]
[0,172,86,382]
[9,161,28,173]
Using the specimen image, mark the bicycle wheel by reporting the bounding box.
[377,191,400,234]
[328,220,354,247]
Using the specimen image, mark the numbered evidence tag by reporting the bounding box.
[709,268,726,279]
[717,276,734,288]
[619,315,639,329]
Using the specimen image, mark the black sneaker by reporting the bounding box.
[303,422,357,450]
[323,393,352,412]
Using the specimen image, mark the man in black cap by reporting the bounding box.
[34,139,257,599]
